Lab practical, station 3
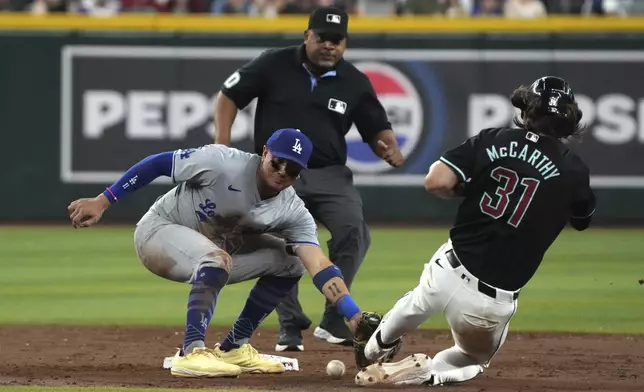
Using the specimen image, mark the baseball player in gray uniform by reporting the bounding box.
[67,128,375,378]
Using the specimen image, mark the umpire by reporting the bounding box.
[213,6,404,352]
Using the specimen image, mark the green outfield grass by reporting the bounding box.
[0,226,642,333]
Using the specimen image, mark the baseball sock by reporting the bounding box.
[181,266,229,356]
[430,345,484,385]
[219,275,301,351]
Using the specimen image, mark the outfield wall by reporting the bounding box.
[2,15,644,224]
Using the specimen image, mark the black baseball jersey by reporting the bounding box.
[220,44,391,169]
[441,127,596,291]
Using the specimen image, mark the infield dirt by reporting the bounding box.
[0,326,641,391]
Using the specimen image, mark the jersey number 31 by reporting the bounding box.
[479,167,540,228]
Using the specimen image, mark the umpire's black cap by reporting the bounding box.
[308,6,349,38]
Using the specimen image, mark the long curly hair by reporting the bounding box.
[510,85,586,140]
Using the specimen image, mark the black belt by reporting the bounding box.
[444,249,519,300]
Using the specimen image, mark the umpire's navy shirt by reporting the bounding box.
[220,44,391,169]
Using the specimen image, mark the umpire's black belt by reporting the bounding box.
[445,249,519,300]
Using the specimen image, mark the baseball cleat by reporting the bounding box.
[275,328,304,352]
[313,324,353,346]
[313,314,354,346]
[213,343,286,374]
[354,354,433,386]
[314,326,348,345]
[364,330,402,363]
[275,343,304,352]
[169,347,242,378]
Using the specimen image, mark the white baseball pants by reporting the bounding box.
[377,240,518,385]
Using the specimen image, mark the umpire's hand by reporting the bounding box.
[375,140,405,167]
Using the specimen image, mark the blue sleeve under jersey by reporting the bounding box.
[102,151,174,204]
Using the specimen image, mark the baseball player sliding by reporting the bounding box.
[353,76,596,387]
[67,128,383,378]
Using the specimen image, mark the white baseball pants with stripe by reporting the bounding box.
[377,240,518,386]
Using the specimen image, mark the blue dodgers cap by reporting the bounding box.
[266,128,313,169]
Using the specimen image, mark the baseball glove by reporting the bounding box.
[353,311,402,369]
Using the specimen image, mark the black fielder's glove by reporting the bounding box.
[353,311,402,369]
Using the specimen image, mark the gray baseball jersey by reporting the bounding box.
[145,144,319,255]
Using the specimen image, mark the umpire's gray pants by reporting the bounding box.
[275,164,371,330]
[133,211,305,285]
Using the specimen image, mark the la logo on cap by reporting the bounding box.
[292,139,303,154]
[326,14,341,24]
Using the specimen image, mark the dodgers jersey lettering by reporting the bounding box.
[441,127,595,291]
[146,144,319,254]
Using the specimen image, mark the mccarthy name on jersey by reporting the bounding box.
[485,133,560,180]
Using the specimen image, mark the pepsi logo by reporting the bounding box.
[345,62,424,173]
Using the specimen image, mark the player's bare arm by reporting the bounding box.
[294,244,362,330]
[68,151,175,228]
[214,91,238,146]
[424,160,463,199]
[370,129,405,167]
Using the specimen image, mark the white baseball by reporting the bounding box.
[326,359,346,378]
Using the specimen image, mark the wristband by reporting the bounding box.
[336,294,361,321]
[312,265,343,292]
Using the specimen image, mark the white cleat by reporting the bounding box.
[355,354,433,386]
[313,326,350,345]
